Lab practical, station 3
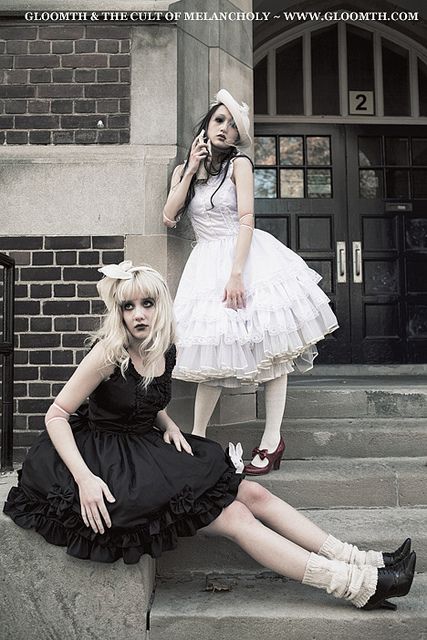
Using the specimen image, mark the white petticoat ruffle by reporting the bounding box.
[173,229,339,388]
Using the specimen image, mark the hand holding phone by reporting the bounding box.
[198,130,211,155]
[188,130,209,176]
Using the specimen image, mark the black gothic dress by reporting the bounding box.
[3,345,242,564]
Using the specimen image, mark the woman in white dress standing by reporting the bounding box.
[163,89,339,475]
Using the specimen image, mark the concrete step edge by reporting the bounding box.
[208,423,427,460]
[294,364,427,376]
[285,381,427,389]
[150,573,427,640]
[212,417,427,428]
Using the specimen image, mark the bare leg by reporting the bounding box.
[236,480,328,553]
[202,488,379,608]
[202,499,310,581]
[252,374,287,468]
[237,481,385,568]
[192,383,222,437]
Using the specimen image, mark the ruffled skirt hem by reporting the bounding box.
[173,230,339,387]
[174,310,338,387]
[3,466,241,564]
[173,334,336,387]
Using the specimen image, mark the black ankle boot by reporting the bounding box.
[363,551,416,610]
[383,538,411,566]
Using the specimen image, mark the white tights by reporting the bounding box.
[192,375,288,467]
[192,383,221,437]
[253,374,287,467]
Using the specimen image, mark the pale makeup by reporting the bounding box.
[121,296,156,342]
[206,105,239,150]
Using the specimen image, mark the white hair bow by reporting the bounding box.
[98,260,134,280]
[228,442,244,474]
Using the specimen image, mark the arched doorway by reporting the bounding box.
[254,19,427,364]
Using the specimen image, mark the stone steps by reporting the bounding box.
[295,365,427,376]
[258,378,427,419]
[169,376,427,429]
[154,374,427,637]
[207,418,427,459]
[150,572,427,640]
[7,416,427,465]
[157,506,427,576]
[241,458,425,509]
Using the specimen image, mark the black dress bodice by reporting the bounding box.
[4,342,242,564]
[86,344,175,435]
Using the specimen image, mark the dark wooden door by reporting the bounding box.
[346,125,427,363]
[254,123,427,364]
[254,124,350,363]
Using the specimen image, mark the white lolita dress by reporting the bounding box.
[173,158,339,388]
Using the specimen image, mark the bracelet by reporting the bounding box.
[52,401,70,415]
[45,416,70,426]
[163,213,180,228]
[239,213,254,229]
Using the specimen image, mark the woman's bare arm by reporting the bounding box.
[162,135,209,226]
[223,156,254,309]
[45,342,116,533]
[162,164,189,227]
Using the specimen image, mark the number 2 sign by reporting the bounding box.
[349,91,374,115]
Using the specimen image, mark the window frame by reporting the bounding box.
[254,17,427,124]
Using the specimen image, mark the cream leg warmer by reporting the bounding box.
[319,534,385,568]
[192,383,222,437]
[302,553,378,608]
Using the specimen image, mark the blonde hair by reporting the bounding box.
[90,265,175,388]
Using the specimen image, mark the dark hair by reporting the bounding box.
[176,103,252,218]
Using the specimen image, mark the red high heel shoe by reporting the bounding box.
[243,437,286,476]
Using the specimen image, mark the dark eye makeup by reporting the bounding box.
[214,115,237,130]
[122,298,155,310]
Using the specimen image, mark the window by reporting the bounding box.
[347,25,374,92]
[276,39,304,115]
[254,57,268,115]
[358,135,427,199]
[382,40,410,116]
[254,23,427,119]
[311,25,339,115]
[255,135,332,198]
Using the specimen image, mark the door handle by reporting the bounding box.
[336,241,346,283]
[352,241,363,283]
